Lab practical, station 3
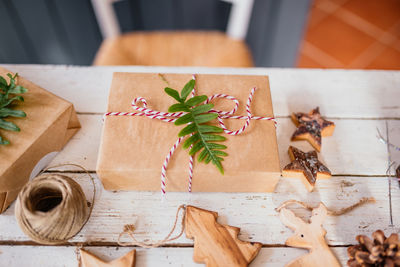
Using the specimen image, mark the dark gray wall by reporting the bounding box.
[247,0,311,67]
[0,0,310,67]
[0,0,102,65]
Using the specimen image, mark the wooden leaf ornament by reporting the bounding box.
[185,205,262,267]
[80,249,136,267]
[279,204,340,267]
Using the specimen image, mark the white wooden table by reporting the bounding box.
[0,65,399,266]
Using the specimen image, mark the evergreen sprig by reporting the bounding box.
[0,73,27,145]
[165,79,227,174]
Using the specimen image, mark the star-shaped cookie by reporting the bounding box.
[80,249,135,267]
[291,107,335,151]
[282,146,331,191]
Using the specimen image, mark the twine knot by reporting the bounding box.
[124,224,136,233]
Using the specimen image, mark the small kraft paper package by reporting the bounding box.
[97,73,280,193]
[0,67,80,213]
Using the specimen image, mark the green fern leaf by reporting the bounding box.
[185,95,207,107]
[164,87,181,102]
[0,108,26,118]
[179,123,197,136]
[183,133,200,149]
[168,103,189,112]
[0,136,9,145]
[166,78,228,174]
[194,113,218,124]
[175,113,194,125]
[180,79,195,101]
[0,73,27,145]
[192,104,213,115]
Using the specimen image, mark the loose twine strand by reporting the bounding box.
[276,197,375,216]
[118,205,186,248]
[118,197,375,248]
[15,163,96,245]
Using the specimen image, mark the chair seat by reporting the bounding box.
[93,31,254,67]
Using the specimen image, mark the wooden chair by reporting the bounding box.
[92,0,255,67]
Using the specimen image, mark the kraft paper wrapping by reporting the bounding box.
[97,73,280,192]
[0,67,80,213]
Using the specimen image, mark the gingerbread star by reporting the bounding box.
[80,249,135,267]
[282,146,331,191]
[291,107,335,151]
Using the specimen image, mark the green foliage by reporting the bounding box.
[165,79,227,174]
[0,73,27,145]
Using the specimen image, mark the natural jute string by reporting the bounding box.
[276,197,375,216]
[118,204,186,248]
[15,164,96,245]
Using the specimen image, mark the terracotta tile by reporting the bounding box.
[307,5,331,30]
[325,0,351,5]
[348,41,387,68]
[342,0,400,31]
[394,39,400,51]
[315,0,351,17]
[297,53,325,68]
[388,21,400,39]
[366,46,400,69]
[304,14,376,65]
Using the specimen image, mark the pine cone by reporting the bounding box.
[347,230,400,267]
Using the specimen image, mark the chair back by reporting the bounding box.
[91,0,254,40]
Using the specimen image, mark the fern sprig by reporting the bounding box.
[165,79,227,174]
[0,73,27,145]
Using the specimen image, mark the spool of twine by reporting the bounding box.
[15,173,89,245]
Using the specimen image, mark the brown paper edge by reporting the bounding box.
[0,104,81,213]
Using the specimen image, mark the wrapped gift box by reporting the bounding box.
[97,73,280,192]
[0,67,80,213]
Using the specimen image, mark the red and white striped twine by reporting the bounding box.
[104,75,276,196]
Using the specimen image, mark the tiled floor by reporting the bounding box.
[297,0,400,69]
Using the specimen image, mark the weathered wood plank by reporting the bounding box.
[0,65,397,266]
[0,245,351,267]
[388,119,400,227]
[1,65,399,118]
[0,175,396,245]
[49,115,388,176]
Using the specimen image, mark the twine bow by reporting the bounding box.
[104,74,276,195]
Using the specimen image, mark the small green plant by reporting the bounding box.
[165,79,227,174]
[0,73,27,145]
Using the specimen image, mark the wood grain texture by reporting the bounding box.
[1,65,399,118]
[49,115,388,176]
[0,65,398,267]
[0,246,350,267]
[387,119,400,228]
[185,205,261,266]
[0,175,397,245]
[279,204,340,267]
